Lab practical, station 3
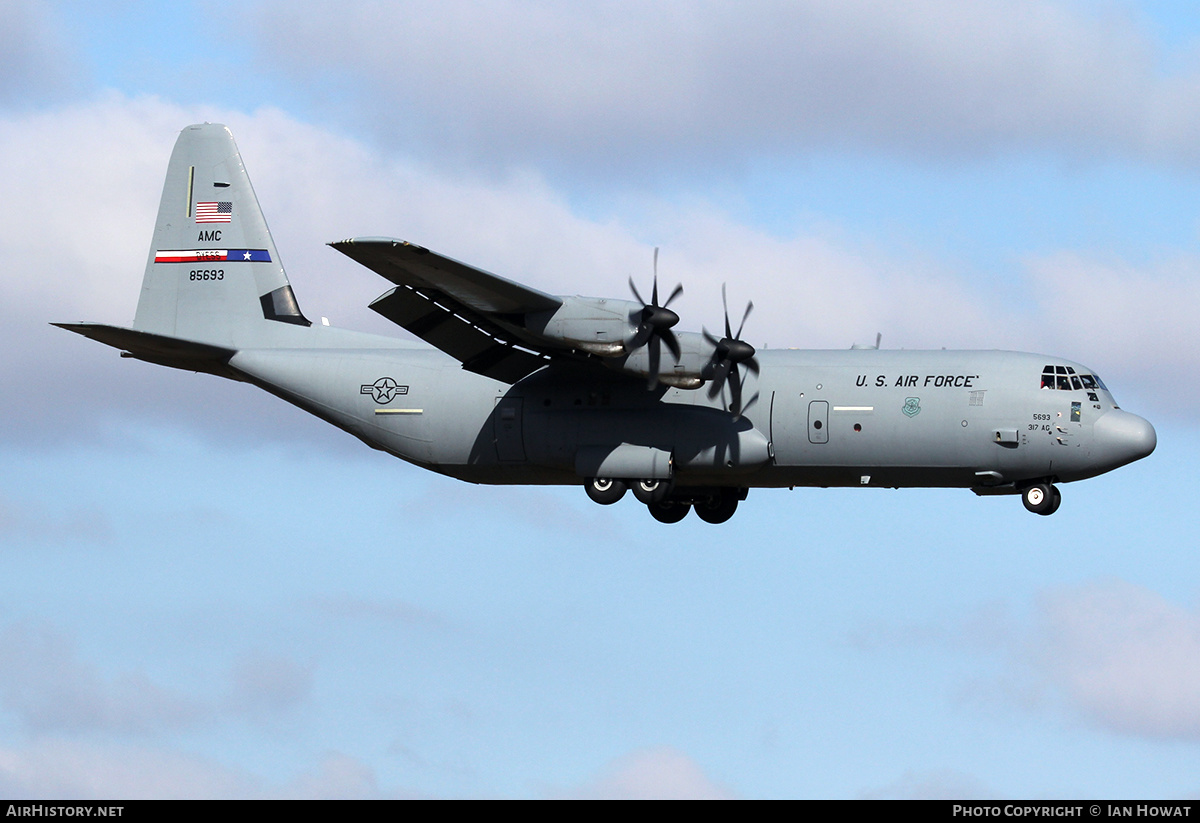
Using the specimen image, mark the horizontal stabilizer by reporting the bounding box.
[52,323,239,379]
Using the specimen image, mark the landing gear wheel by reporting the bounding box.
[1022,483,1059,515]
[648,500,690,524]
[1046,485,1062,515]
[631,478,670,504]
[694,489,739,524]
[585,477,627,505]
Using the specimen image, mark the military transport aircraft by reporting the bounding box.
[56,124,1156,524]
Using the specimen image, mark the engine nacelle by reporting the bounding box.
[524,296,639,357]
[604,334,711,388]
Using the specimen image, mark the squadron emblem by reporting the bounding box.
[902,397,922,418]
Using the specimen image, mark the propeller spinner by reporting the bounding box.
[704,284,760,419]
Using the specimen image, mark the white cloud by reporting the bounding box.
[556,746,735,799]
[252,0,1200,170]
[0,738,257,799]
[303,593,453,629]
[866,581,1200,741]
[0,493,113,545]
[0,620,324,736]
[0,738,387,799]
[0,622,205,735]
[1,92,1179,454]
[226,650,313,715]
[0,0,78,107]
[1025,251,1200,402]
[1029,580,1200,739]
[860,768,997,800]
[278,752,382,800]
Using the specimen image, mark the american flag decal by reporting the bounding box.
[195,201,232,223]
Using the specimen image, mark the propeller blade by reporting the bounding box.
[664,282,683,308]
[706,284,760,416]
[737,391,760,420]
[647,336,661,390]
[628,276,645,308]
[628,324,654,351]
[661,328,681,362]
[708,360,732,399]
[736,301,753,340]
[628,249,685,381]
[729,366,743,418]
[722,284,732,339]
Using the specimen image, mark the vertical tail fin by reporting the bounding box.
[133,123,309,347]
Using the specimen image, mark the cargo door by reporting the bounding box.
[494,397,525,462]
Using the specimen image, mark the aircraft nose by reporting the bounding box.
[1092,409,1156,469]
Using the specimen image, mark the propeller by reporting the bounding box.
[628,247,683,388]
[704,284,760,419]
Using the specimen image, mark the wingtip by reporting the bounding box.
[329,237,426,254]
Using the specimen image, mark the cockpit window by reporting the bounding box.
[1041,366,1106,392]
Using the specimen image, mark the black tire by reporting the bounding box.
[631,478,669,504]
[648,500,690,523]
[585,477,627,505]
[1045,485,1062,515]
[1022,483,1055,515]
[694,489,739,524]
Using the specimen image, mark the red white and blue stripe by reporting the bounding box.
[155,249,272,263]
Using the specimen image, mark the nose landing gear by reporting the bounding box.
[1022,482,1062,516]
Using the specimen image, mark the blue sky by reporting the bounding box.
[2,0,1199,798]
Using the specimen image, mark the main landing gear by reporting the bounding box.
[584,477,627,505]
[693,489,740,524]
[648,499,690,523]
[1021,482,1062,516]
[584,478,745,524]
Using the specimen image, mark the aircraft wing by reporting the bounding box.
[330,237,561,314]
[331,237,569,383]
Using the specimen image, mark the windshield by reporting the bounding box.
[1040,365,1107,393]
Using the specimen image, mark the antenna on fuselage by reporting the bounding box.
[851,333,882,350]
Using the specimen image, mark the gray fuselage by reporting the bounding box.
[230,333,1155,495]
